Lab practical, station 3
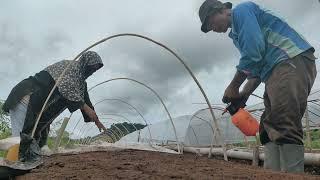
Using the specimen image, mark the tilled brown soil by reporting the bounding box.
[17,149,320,180]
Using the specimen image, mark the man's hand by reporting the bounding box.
[222,85,241,103]
[222,70,247,103]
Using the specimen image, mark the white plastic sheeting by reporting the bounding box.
[93,101,320,147]
[118,108,256,147]
[118,115,191,145]
[57,142,178,155]
[184,108,254,146]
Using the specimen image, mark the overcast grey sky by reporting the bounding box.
[0,0,319,135]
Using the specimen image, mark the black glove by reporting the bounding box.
[222,71,247,103]
[222,85,241,104]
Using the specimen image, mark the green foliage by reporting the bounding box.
[0,101,11,157]
[309,129,320,141]
[230,141,257,147]
[0,100,11,140]
[47,129,76,149]
[47,137,54,149]
[231,130,320,149]
[0,150,6,158]
[304,130,320,149]
[309,141,320,149]
[0,130,11,140]
[47,136,76,149]
[55,128,70,140]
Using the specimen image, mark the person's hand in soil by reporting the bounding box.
[81,104,107,132]
[93,118,107,132]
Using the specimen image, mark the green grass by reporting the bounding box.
[230,130,320,149]
[0,130,11,158]
[309,140,320,149]
[0,150,6,158]
[304,129,320,149]
[47,136,76,150]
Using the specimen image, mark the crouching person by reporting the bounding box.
[2,51,107,162]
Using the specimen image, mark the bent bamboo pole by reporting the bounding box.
[83,120,126,144]
[76,123,119,145]
[91,98,151,142]
[186,107,225,152]
[80,123,118,144]
[85,118,131,145]
[65,100,141,146]
[34,34,226,158]
[98,113,139,132]
[73,113,139,145]
[79,120,126,145]
[89,78,181,153]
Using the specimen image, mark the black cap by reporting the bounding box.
[199,0,232,33]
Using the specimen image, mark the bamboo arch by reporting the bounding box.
[88,78,180,153]
[81,118,130,145]
[85,118,130,145]
[75,123,118,144]
[33,33,226,159]
[89,97,152,141]
[185,107,225,151]
[72,114,137,145]
[66,99,142,146]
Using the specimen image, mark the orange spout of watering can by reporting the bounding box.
[223,97,259,136]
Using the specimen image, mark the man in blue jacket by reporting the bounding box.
[199,0,317,173]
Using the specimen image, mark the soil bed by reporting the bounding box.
[17,149,320,180]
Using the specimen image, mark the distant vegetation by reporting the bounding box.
[230,130,320,150]
[0,100,11,157]
[304,130,320,149]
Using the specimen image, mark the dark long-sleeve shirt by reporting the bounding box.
[2,71,94,122]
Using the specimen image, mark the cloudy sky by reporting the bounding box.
[1,0,319,137]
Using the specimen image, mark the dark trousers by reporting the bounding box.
[260,51,317,145]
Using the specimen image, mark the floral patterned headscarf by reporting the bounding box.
[44,51,103,102]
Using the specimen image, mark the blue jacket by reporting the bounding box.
[229,1,314,82]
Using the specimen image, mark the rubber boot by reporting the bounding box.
[280,144,304,173]
[263,142,281,171]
